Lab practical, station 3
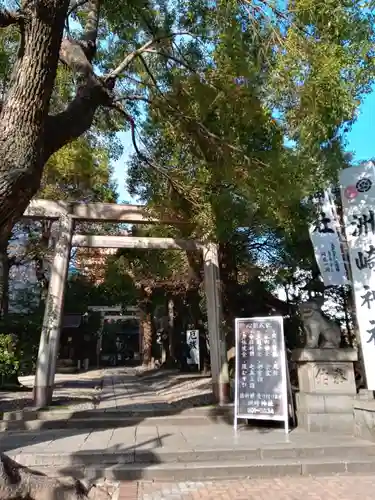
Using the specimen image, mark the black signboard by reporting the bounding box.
[234,316,289,432]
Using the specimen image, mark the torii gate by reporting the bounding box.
[22,199,229,407]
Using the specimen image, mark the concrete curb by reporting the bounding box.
[0,406,221,420]
[0,406,233,431]
[8,443,375,468]
[22,456,375,481]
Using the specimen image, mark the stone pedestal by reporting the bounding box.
[291,348,357,434]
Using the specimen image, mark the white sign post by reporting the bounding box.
[234,316,289,434]
[309,191,348,287]
[186,329,200,367]
[340,162,375,389]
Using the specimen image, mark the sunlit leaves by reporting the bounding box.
[270,0,375,154]
[121,0,375,293]
[40,136,117,202]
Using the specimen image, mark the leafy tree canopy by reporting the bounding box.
[0,0,372,233]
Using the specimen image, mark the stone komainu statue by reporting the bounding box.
[299,298,341,348]
[0,453,118,500]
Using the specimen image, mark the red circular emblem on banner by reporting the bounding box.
[344,185,358,199]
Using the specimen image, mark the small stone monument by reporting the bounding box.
[292,298,357,434]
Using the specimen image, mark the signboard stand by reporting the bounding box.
[233,316,290,434]
[286,352,296,429]
[186,329,200,369]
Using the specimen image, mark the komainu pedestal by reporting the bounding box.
[292,348,357,434]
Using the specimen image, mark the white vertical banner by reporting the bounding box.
[309,190,348,286]
[340,162,375,389]
[186,329,200,366]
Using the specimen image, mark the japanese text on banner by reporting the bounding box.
[340,162,375,389]
[309,191,348,287]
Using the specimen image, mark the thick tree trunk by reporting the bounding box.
[0,1,69,230]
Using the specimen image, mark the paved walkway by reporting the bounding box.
[98,368,214,412]
[3,422,368,457]
[130,476,375,499]
[3,368,375,499]
[0,367,213,413]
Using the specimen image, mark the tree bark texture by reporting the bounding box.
[140,286,153,367]
[0,1,70,228]
[218,242,239,350]
[0,0,112,233]
[141,311,153,366]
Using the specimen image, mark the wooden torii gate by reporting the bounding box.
[22,200,229,407]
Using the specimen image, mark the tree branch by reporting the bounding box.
[49,21,193,167]
[0,9,21,27]
[114,95,152,105]
[106,39,157,80]
[138,54,159,88]
[61,0,100,72]
[144,49,197,72]
[68,0,89,16]
[59,38,95,80]
[81,0,100,58]
[105,32,193,80]
[109,101,200,207]
[49,0,104,155]
[44,79,112,159]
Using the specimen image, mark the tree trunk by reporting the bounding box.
[167,297,175,360]
[140,287,153,367]
[0,1,69,229]
[218,242,238,351]
[0,236,9,317]
[141,312,153,367]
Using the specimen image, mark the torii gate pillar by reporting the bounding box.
[203,243,229,405]
[33,214,74,407]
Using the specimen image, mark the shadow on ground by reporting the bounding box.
[0,366,295,499]
[0,396,96,412]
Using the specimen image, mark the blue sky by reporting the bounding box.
[346,90,375,162]
[112,131,135,203]
[112,89,375,203]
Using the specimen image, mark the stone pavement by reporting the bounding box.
[3,368,375,497]
[98,368,213,412]
[0,367,213,414]
[131,476,375,499]
[3,422,372,460]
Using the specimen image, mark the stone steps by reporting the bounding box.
[0,407,232,431]
[8,441,375,481]
[19,455,375,482]
[0,415,218,431]
[10,442,375,465]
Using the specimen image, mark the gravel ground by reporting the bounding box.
[0,370,103,411]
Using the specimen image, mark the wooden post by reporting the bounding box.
[203,243,229,405]
[33,214,74,407]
